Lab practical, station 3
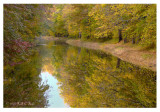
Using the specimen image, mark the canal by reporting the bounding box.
[4,41,156,108]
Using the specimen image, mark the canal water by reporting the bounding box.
[4,41,156,108]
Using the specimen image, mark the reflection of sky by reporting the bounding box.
[39,71,69,108]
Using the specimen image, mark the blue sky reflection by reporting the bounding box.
[39,71,69,108]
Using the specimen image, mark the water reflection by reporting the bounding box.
[39,71,68,108]
[4,41,156,108]
[50,42,156,108]
[4,51,48,107]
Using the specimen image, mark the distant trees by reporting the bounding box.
[50,4,156,48]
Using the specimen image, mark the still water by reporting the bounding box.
[4,41,156,108]
[39,71,68,108]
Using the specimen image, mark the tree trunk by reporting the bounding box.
[118,29,122,42]
[79,32,81,38]
[132,37,136,44]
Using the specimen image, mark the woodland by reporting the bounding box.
[3,4,157,108]
[4,4,156,67]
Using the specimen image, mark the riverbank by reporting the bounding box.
[48,37,156,71]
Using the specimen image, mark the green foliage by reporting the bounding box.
[50,4,156,48]
[4,4,55,67]
[4,4,42,66]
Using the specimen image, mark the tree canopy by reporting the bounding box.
[49,4,156,48]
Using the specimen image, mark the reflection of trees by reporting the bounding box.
[116,58,121,68]
[51,46,156,108]
[39,44,59,75]
[4,51,48,107]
